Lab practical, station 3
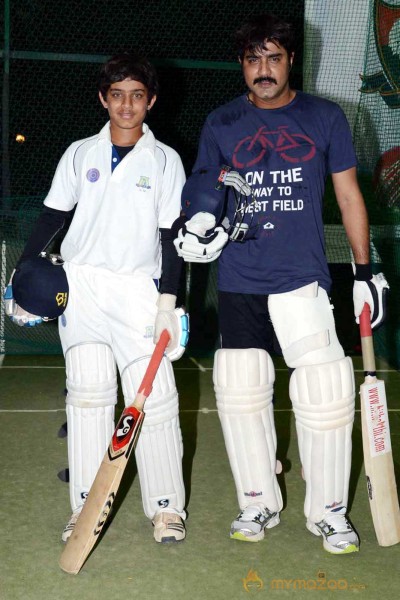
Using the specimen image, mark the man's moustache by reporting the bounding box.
[253,77,277,85]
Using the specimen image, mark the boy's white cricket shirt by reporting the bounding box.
[44,122,185,277]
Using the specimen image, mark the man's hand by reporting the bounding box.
[223,171,252,196]
[3,279,43,327]
[173,212,228,263]
[153,294,189,361]
[353,265,389,329]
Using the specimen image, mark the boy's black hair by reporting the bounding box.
[98,52,159,100]
[234,13,295,59]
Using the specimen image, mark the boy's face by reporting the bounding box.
[99,78,156,136]
[240,40,294,109]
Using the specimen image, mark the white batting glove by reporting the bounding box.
[3,273,43,327]
[353,265,389,329]
[173,212,228,263]
[223,171,252,196]
[154,294,189,361]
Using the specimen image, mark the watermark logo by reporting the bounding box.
[242,569,264,593]
[242,569,366,592]
[270,570,366,591]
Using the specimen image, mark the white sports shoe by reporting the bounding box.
[152,511,186,543]
[307,508,359,554]
[230,504,280,542]
[61,507,82,543]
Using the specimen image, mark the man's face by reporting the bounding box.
[99,78,156,135]
[241,40,294,109]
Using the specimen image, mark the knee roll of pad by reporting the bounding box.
[65,343,118,511]
[121,356,185,519]
[289,357,355,522]
[65,343,118,408]
[213,348,282,512]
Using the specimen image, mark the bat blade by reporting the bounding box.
[59,330,170,574]
[359,304,400,546]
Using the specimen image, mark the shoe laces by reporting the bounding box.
[238,505,266,523]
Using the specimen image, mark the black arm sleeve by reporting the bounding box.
[159,227,184,296]
[18,205,74,265]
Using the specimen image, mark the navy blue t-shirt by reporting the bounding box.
[193,91,357,295]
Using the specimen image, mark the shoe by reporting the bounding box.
[61,507,82,543]
[230,504,280,542]
[152,511,186,543]
[307,507,359,554]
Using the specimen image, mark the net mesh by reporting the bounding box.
[303,0,400,365]
[1,0,399,363]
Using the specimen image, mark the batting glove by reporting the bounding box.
[353,263,389,329]
[154,293,189,361]
[173,212,228,263]
[223,171,252,196]
[3,274,43,327]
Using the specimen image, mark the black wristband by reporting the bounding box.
[354,263,372,281]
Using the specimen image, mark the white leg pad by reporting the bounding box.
[65,343,118,511]
[213,348,282,512]
[268,283,344,368]
[289,357,355,522]
[121,356,185,519]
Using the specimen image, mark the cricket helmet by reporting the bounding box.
[13,254,69,319]
[181,165,258,242]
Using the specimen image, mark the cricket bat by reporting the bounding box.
[359,303,400,546]
[59,329,170,574]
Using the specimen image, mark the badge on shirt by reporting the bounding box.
[136,176,151,190]
[86,168,100,182]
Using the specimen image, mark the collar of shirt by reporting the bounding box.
[98,121,157,155]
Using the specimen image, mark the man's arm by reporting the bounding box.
[332,166,369,265]
[332,167,389,329]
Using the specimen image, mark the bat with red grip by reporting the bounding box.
[59,330,170,573]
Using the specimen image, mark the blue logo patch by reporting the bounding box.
[86,168,100,182]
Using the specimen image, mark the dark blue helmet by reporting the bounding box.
[181,166,231,221]
[181,165,259,242]
[13,254,69,319]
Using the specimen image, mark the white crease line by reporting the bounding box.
[1,407,399,414]
[0,409,66,413]
[0,365,64,369]
[1,365,398,374]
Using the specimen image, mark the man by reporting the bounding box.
[174,13,388,553]
[5,53,188,544]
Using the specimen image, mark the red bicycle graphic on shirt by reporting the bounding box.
[232,125,316,168]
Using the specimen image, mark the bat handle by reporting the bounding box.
[359,303,376,375]
[359,303,372,339]
[138,329,171,398]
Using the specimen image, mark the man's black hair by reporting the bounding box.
[98,52,159,100]
[234,13,296,60]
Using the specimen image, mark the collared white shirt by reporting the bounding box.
[44,122,185,276]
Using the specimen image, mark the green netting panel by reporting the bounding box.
[304,0,400,367]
